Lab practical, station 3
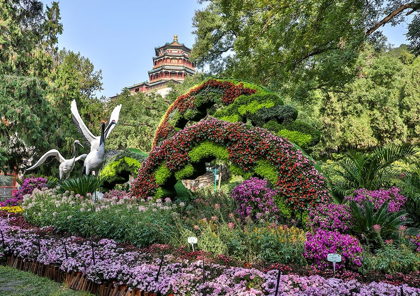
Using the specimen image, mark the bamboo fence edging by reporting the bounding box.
[4,255,160,296]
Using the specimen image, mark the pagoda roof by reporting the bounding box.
[148,65,195,74]
[153,53,189,60]
[155,35,191,55]
[148,79,181,87]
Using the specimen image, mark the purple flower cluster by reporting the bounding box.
[304,230,363,271]
[231,177,280,222]
[1,217,420,295]
[308,203,352,232]
[1,177,47,206]
[345,187,407,213]
[411,234,420,252]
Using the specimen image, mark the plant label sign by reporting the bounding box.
[327,253,341,263]
[188,236,198,252]
[188,237,198,244]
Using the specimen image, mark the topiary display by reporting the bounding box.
[131,118,331,214]
[100,149,147,189]
[152,78,319,149]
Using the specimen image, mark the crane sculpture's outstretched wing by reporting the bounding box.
[105,104,122,139]
[25,149,65,171]
[71,100,96,148]
[75,154,87,162]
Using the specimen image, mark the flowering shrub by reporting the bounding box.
[231,178,280,222]
[308,203,352,232]
[304,230,363,270]
[132,118,331,212]
[0,176,47,206]
[345,187,407,213]
[102,189,129,199]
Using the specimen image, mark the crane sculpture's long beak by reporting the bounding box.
[77,142,84,148]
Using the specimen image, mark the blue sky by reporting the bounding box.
[41,1,411,99]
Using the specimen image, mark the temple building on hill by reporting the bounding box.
[123,35,196,98]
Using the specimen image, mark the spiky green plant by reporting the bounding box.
[333,144,417,198]
[349,201,408,248]
[59,175,103,197]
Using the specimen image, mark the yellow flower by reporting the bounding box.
[0,206,23,214]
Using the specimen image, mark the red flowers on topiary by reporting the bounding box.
[131,118,331,211]
[152,79,257,148]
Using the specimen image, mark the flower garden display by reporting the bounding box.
[152,78,319,149]
[1,216,419,296]
[131,118,331,213]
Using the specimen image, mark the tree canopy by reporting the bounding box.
[192,0,420,98]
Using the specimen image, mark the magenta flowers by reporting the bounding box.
[231,177,280,222]
[304,230,363,271]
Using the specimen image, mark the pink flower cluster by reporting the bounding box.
[308,203,352,232]
[345,187,407,213]
[304,230,363,270]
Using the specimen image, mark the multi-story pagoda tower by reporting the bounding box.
[127,35,196,97]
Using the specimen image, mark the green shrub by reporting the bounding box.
[264,120,320,147]
[361,243,420,274]
[277,130,313,148]
[189,141,230,162]
[100,157,142,189]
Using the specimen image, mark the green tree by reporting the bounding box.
[105,89,169,152]
[192,0,419,97]
[0,0,62,77]
[0,76,61,173]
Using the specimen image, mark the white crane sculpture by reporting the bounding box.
[25,140,87,180]
[70,100,122,153]
[82,121,116,176]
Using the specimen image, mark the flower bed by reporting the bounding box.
[132,118,330,213]
[1,216,419,296]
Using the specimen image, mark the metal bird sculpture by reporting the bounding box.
[82,121,116,176]
[71,100,121,153]
[25,140,87,180]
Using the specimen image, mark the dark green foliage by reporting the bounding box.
[333,144,417,196]
[0,76,62,173]
[248,105,297,126]
[59,175,103,197]
[349,201,408,248]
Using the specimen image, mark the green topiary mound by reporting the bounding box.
[100,149,148,189]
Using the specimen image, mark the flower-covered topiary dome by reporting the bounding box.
[132,118,330,213]
[152,78,320,149]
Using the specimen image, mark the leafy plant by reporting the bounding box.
[349,201,408,248]
[59,175,103,197]
[333,144,417,196]
[361,243,420,274]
